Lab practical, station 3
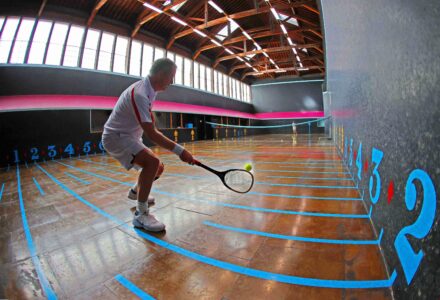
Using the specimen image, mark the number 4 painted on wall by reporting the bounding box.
[356,143,362,180]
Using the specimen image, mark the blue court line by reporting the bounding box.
[55,161,370,219]
[114,275,155,300]
[35,163,396,289]
[248,191,362,201]
[258,161,342,165]
[0,183,4,202]
[32,177,45,196]
[64,172,91,185]
[255,181,357,189]
[277,165,345,170]
[81,158,205,180]
[258,169,350,175]
[204,221,384,245]
[16,165,58,299]
[265,175,353,181]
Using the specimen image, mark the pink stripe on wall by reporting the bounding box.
[0,95,324,120]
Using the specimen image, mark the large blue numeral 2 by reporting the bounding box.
[31,147,39,160]
[394,169,436,284]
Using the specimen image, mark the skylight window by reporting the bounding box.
[246,48,256,59]
[170,1,186,11]
[279,13,299,27]
[216,20,239,41]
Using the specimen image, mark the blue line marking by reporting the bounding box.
[204,221,382,245]
[114,275,155,300]
[81,158,204,179]
[258,169,350,175]
[36,163,396,288]
[265,175,353,181]
[248,191,362,201]
[0,183,4,202]
[16,165,57,299]
[277,165,345,170]
[258,161,342,165]
[255,181,356,189]
[64,172,90,185]
[55,161,368,219]
[32,177,45,196]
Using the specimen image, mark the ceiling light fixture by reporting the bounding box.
[280,24,287,34]
[171,16,187,26]
[193,29,206,37]
[211,39,222,46]
[270,8,280,20]
[242,31,251,40]
[143,3,163,14]
[208,1,224,13]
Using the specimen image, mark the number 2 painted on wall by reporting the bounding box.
[394,169,437,284]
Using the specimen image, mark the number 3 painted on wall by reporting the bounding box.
[369,147,384,204]
[394,169,437,284]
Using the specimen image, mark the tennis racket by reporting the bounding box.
[194,160,254,193]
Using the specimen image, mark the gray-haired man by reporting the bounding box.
[102,58,195,232]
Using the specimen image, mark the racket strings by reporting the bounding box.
[224,170,254,193]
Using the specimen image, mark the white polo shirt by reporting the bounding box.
[104,77,157,139]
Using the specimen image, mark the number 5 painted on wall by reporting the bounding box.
[394,169,437,284]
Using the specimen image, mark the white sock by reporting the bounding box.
[132,183,138,193]
[137,201,148,214]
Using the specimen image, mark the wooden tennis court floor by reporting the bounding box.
[0,134,393,299]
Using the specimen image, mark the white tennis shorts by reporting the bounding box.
[102,133,147,170]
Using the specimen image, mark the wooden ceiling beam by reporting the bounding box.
[241,65,322,79]
[166,0,207,49]
[131,0,187,38]
[301,4,320,15]
[213,43,320,67]
[38,0,48,17]
[192,26,320,60]
[87,0,109,27]
[170,2,312,43]
[229,54,323,75]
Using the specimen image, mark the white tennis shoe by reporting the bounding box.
[128,188,155,204]
[133,213,165,232]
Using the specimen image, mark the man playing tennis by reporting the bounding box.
[102,58,195,232]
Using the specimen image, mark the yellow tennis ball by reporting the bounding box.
[244,163,252,171]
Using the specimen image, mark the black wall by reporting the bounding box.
[0,110,200,167]
[251,80,324,113]
[250,79,325,134]
[320,1,440,299]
